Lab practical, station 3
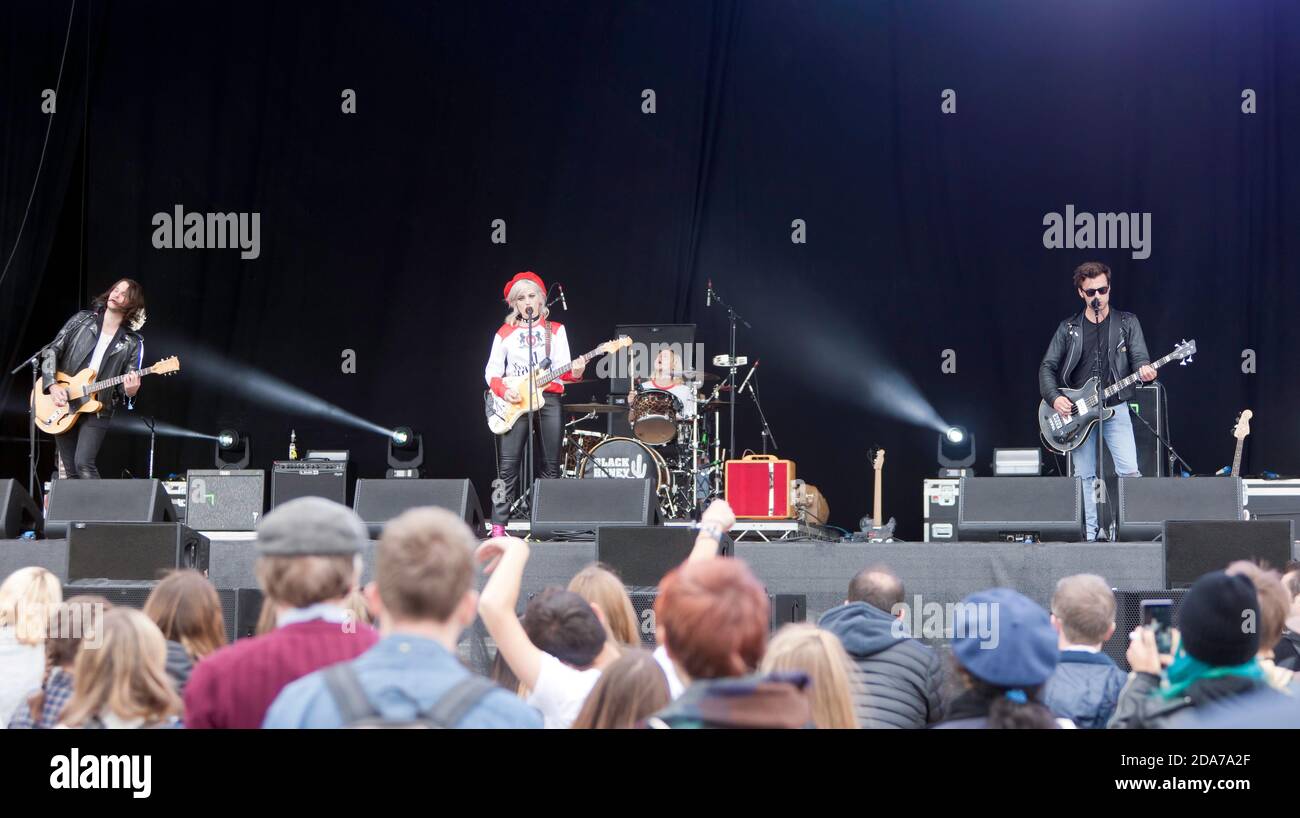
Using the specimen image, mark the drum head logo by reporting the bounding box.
[594,454,647,479]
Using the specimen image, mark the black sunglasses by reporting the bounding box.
[1082,285,1110,297]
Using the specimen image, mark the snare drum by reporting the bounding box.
[628,389,681,445]
[578,437,670,496]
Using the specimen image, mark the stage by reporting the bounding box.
[0,536,1192,620]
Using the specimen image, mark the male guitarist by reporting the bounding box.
[484,272,585,536]
[1038,262,1156,540]
[41,279,146,478]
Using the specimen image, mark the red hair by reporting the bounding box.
[655,559,769,680]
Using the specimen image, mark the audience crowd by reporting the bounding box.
[2,496,1298,729]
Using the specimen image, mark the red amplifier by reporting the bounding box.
[725,455,796,519]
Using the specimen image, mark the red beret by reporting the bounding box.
[503,271,546,301]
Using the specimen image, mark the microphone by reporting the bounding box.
[558,285,568,311]
[1091,297,1100,311]
[706,279,713,307]
[737,359,760,396]
[523,306,535,319]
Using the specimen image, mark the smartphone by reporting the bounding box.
[1140,599,1174,655]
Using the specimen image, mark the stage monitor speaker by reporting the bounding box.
[67,522,210,582]
[185,469,265,531]
[529,478,658,540]
[64,580,263,643]
[45,479,178,539]
[0,479,41,538]
[1117,477,1243,542]
[353,478,485,538]
[1098,383,1166,479]
[1162,520,1295,589]
[1103,589,1187,671]
[271,463,348,508]
[626,587,805,647]
[957,477,1084,542]
[596,526,733,587]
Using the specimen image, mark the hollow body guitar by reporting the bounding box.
[31,357,181,435]
[485,337,631,435]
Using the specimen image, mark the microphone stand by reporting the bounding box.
[143,415,157,479]
[706,284,751,464]
[1091,299,1112,541]
[742,368,778,454]
[10,345,52,501]
[1127,391,1194,475]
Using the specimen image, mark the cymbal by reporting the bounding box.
[672,370,722,382]
[700,400,728,411]
[563,403,627,414]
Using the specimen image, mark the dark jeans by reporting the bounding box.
[492,393,561,524]
[54,413,112,478]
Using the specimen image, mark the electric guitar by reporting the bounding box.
[1038,339,1196,454]
[31,356,181,435]
[485,336,632,434]
[858,447,895,541]
[1230,410,1252,478]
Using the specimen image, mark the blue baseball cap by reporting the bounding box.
[951,588,1059,688]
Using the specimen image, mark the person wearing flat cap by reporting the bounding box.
[183,498,380,728]
[1108,570,1283,729]
[933,588,1067,729]
[483,271,586,536]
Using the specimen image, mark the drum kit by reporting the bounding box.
[561,371,726,519]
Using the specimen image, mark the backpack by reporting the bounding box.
[322,663,497,729]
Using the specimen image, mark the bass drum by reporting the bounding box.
[578,436,670,497]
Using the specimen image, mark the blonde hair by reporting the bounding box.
[376,507,475,623]
[61,608,182,727]
[504,278,549,326]
[568,563,640,648]
[650,347,684,386]
[760,624,859,729]
[0,567,62,646]
[1050,574,1116,645]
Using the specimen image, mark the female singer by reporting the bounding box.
[484,272,585,536]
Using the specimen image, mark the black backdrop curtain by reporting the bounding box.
[3,0,1297,538]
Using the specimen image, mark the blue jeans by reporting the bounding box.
[1070,402,1140,540]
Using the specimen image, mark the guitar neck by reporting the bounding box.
[87,364,158,393]
[535,347,600,388]
[873,467,883,528]
[1100,350,1177,400]
[1231,438,1245,478]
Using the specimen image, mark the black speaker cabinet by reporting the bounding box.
[67,522,210,582]
[1103,589,1188,671]
[1162,519,1295,589]
[64,580,264,643]
[596,526,733,588]
[0,479,41,538]
[957,477,1084,541]
[1117,477,1244,541]
[45,478,178,539]
[1098,383,1166,479]
[271,463,349,508]
[626,587,806,647]
[529,478,658,540]
[353,478,485,538]
[185,469,265,531]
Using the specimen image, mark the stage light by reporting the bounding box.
[387,425,424,477]
[215,428,251,470]
[938,425,975,475]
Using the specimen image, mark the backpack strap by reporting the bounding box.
[322,663,381,726]
[418,675,498,728]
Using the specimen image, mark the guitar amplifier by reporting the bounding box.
[923,478,960,541]
[186,469,265,531]
[725,455,796,520]
[272,460,349,508]
[627,587,806,646]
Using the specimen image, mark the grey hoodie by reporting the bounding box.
[818,602,945,729]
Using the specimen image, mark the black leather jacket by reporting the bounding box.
[40,309,144,416]
[1038,308,1150,406]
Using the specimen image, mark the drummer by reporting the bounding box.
[628,347,698,418]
